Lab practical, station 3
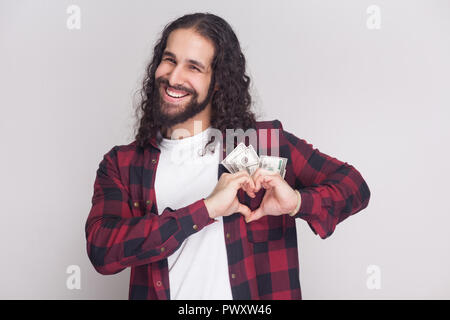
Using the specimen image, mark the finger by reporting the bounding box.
[253,174,266,192]
[253,170,264,192]
[246,174,256,195]
[241,180,256,198]
[246,207,265,223]
[232,175,255,193]
[231,171,257,197]
[252,168,264,192]
[232,170,251,178]
[252,167,261,181]
[237,201,252,218]
[253,168,278,192]
[254,167,276,179]
[245,183,256,198]
[223,170,246,183]
[262,175,280,189]
[247,173,256,189]
[261,179,271,190]
[231,172,250,184]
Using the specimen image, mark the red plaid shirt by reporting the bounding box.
[85,119,371,299]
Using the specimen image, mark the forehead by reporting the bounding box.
[164,28,215,69]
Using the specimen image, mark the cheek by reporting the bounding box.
[194,78,212,99]
[154,64,165,79]
[155,62,176,81]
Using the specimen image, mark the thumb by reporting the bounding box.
[246,207,265,223]
[237,202,252,220]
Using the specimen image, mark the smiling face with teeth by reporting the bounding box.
[153,28,217,132]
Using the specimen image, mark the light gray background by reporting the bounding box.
[1,0,449,299]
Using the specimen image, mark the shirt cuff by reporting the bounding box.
[290,189,314,218]
[176,199,217,238]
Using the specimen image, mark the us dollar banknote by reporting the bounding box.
[258,155,287,179]
[221,142,287,178]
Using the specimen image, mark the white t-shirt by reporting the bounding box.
[154,127,233,300]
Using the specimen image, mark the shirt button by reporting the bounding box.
[192,224,198,231]
[226,233,230,239]
[146,200,151,205]
[160,247,165,253]
[231,273,236,279]
[133,202,139,208]
[151,159,157,164]
[156,281,162,287]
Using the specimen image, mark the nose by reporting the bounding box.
[167,64,187,89]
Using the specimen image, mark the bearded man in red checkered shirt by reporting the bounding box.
[85,12,371,300]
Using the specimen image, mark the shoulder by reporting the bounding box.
[255,119,284,130]
[254,119,313,155]
[100,140,143,167]
[255,119,295,142]
[254,119,301,144]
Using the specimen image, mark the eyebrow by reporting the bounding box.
[162,50,207,71]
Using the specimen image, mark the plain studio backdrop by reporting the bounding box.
[1,0,449,299]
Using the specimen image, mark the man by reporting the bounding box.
[85,13,371,300]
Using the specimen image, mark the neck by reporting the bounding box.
[162,104,212,139]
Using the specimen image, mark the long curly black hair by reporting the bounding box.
[134,12,257,149]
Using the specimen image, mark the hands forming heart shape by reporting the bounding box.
[204,168,300,223]
[241,168,300,222]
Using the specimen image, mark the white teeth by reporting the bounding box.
[166,87,189,98]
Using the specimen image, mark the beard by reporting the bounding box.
[151,76,215,130]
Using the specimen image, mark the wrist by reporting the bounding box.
[288,190,301,217]
[203,198,216,219]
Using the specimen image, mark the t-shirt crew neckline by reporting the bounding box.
[158,126,213,147]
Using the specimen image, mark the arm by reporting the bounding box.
[279,121,371,239]
[85,147,215,275]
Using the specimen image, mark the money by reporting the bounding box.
[259,155,287,179]
[221,143,287,178]
[222,143,259,175]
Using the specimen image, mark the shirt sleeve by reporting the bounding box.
[85,147,216,275]
[278,120,371,239]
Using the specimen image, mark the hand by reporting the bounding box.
[204,171,256,219]
[244,168,300,223]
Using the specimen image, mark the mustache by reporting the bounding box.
[156,77,196,96]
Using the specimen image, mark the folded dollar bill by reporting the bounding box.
[221,142,287,178]
[259,155,287,179]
